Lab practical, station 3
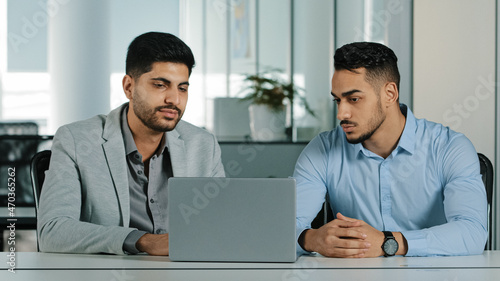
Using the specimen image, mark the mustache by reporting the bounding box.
[155,105,181,115]
[340,120,357,126]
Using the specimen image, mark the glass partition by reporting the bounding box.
[180,0,412,142]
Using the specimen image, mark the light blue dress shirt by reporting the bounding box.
[294,104,488,257]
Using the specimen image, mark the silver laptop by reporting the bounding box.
[168,177,297,262]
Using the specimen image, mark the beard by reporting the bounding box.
[132,89,183,132]
[344,98,385,144]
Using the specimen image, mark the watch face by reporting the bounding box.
[383,239,398,256]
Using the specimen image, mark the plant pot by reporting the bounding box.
[248,104,287,141]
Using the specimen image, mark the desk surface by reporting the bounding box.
[2,251,500,280]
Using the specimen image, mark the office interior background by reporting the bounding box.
[0,0,498,250]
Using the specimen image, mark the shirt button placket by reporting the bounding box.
[380,161,391,228]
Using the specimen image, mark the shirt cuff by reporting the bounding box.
[123,230,148,254]
[401,229,427,257]
[296,227,315,256]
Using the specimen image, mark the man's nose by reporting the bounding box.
[337,102,351,120]
[164,88,180,105]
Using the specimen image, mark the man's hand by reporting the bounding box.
[136,233,169,256]
[336,213,408,257]
[336,213,384,257]
[303,213,371,258]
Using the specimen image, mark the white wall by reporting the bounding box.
[6,0,48,72]
[48,0,111,131]
[110,0,180,73]
[414,0,495,158]
[413,0,497,248]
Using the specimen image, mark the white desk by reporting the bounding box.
[1,251,499,280]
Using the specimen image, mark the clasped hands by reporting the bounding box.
[134,213,401,257]
[303,213,388,258]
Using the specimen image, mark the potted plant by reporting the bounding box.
[239,69,315,141]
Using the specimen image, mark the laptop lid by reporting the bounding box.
[168,177,296,262]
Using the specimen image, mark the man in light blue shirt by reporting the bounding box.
[295,42,487,258]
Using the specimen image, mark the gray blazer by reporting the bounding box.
[38,103,225,254]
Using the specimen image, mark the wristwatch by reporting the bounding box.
[381,231,398,257]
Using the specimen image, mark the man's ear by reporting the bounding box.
[382,82,399,106]
[122,74,134,100]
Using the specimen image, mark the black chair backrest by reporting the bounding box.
[478,153,494,250]
[30,150,52,212]
[478,153,494,205]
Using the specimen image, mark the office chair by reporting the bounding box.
[30,150,51,252]
[0,122,40,206]
[311,153,494,250]
[478,153,494,250]
[0,123,42,251]
[311,201,333,229]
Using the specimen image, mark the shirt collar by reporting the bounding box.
[397,103,416,155]
[354,103,416,157]
[120,105,168,157]
[121,106,137,155]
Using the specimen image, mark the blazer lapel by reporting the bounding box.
[102,105,130,227]
[167,128,187,177]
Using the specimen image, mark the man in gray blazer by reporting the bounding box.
[38,32,225,255]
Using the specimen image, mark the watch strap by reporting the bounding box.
[383,231,395,239]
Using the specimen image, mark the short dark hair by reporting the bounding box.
[334,42,400,91]
[126,32,195,79]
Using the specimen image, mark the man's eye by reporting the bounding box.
[351,98,359,102]
[179,87,188,92]
[333,98,340,104]
[154,84,165,88]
